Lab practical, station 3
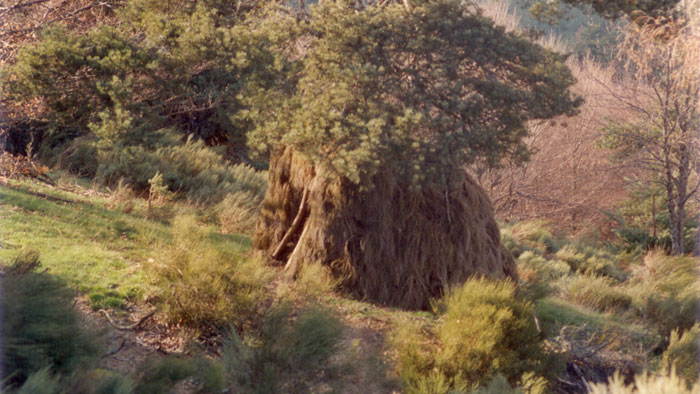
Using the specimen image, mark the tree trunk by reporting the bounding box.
[254,147,517,310]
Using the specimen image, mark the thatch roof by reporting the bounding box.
[254,148,517,309]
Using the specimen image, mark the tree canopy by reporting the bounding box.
[249,0,581,187]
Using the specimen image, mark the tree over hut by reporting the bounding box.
[250,0,582,309]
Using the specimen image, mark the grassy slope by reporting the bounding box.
[2,176,682,393]
[0,177,250,309]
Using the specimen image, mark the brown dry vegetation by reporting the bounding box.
[0,0,121,65]
[473,1,632,234]
[473,53,634,234]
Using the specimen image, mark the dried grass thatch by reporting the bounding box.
[254,148,517,309]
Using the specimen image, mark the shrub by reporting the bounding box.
[557,274,632,313]
[147,215,272,332]
[219,304,344,393]
[628,251,699,336]
[97,136,267,206]
[136,358,197,394]
[501,221,557,258]
[516,251,570,301]
[555,244,626,281]
[1,250,99,389]
[214,189,265,234]
[15,367,61,394]
[517,251,570,282]
[590,371,700,394]
[660,324,700,385]
[294,263,339,299]
[393,279,545,393]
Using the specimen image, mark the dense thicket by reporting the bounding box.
[1,0,275,202]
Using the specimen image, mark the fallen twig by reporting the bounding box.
[99,309,156,331]
[101,338,126,358]
[572,363,592,392]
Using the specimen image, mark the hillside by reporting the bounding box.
[1,0,698,392]
[1,170,698,393]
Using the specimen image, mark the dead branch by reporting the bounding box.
[99,309,155,331]
[271,187,310,261]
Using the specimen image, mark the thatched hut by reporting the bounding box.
[254,148,517,310]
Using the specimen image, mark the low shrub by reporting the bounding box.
[517,251,570,282]
[516,251,570,301]
[294,262,339,299]
[15,367,62,394]
[590,370,700,394]
[660,324,700,386]
[97,135,267,206]
[501,221,558,258]
[214,189,265,234]
[1,250,100,389]
[136,358,198,394]
[220,304,344,393]
[557,274,632,313]
[393,278,546,393]
[628,251,699,336]
[555,244,626,281]
[147,215,272,332]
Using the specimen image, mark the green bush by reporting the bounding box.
[293,262,339,299]
[661,324,700,385]
[214,189,266,234]
[516,251,570,301]
[136,358,197,394]
[501,221,558,258]
[219,304,344,393]
[590,371,700,394]
[147,215,272,332]
[517,251,570,282]
[628,251,699,336]
[557,274,632,313]
[15,367,62,394]
[1,250,100,389]
[393,279,546,393]
[97,136,267,205]
[554,244,626,281]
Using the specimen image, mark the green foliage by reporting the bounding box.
[393,279,545,393]
[501,221,558,258]
[213,188,266,234]
[554,243,626,281]
[518,251,570,281]
[590,371,700,394]
[627,251,700,336]
[96,134,267,204]
[525,0,680,19]
[661,324,700,385]
[147,214,272,331]
[136,358,197,394]
[1,25,154,137]
[293,262,339,299]
[250,0,580,187]
[15,367,62,394]
[217,304,344,393]
[606,183,698,255]
[1,250,100,389]
[557,274,632,313]
[1,0,276,201]
[95,373,137,394]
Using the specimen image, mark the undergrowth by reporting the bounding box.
[146,214,272,332]
[392,278,547,393]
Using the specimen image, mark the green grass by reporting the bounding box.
[0,178,252,309]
